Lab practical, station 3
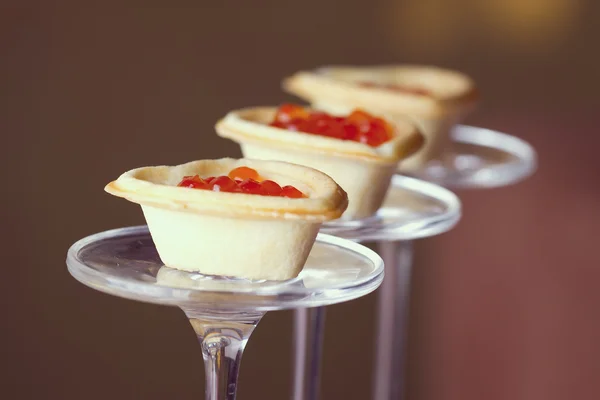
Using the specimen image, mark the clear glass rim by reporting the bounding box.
[403,124,537,189]
[321,175,461,241]
[66,225,384,310]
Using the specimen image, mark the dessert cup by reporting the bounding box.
[283,65,478,171]
[105,158,347,280]
[215,107,423,219]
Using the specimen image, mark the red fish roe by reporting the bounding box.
[228,166,260,181]
[260,180,283,196]
[269,104,394,147]
[177,167,305,198]
[209,176,237,193]
[177,175,210,189]
[280,185,303,199]
[238,178,263,195]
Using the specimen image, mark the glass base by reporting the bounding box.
[401,124,537,188]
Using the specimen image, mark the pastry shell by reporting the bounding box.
[105,158,348,281]
[215,107,423,219]
[283,65,478,170]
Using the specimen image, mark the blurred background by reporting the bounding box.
[2,1,599,399]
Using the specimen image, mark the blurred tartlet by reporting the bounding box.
[283,65,478,170]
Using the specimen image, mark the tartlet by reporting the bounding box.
[215,106,423,219]
[283,65,478,170]
[105,158,348,281]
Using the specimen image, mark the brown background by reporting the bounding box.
[2,1,600,399]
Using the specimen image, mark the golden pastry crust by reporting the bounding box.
[283,65,478,119]
[215,106,424,164]
[105,158,348,221]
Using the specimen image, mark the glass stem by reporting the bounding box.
[372,240,414,400]
[184,309,264,400]
[292,307,326,400]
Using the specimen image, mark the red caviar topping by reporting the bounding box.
[274,103,310,123]
[280,185,304,199]
[178,175,210,189]
[209,176,237,193]
[358,81,432,96]
[269,104,394,147]
[260,180,282,196]
[228,166,260,181]
[177,167,305,198]
[238,178,262,195]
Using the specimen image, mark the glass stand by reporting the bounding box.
[291,175,462,400]
[403,124,537,188]
[373,124,538,400]
[372,240,413,400]
[66,226,385,400]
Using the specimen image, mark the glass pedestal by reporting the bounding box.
[67,226,385,400]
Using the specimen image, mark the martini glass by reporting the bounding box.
[373,124,538,400]
[66,226,384,400]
